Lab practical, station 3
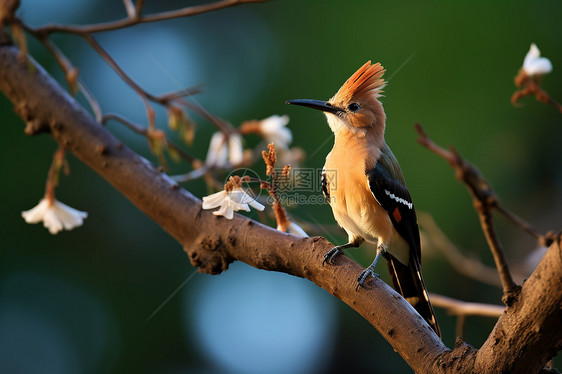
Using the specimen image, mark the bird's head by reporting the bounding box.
[287,61,386,139]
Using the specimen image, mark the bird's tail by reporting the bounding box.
[385,253,441,338]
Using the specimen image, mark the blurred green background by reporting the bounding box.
[1,0,561,373]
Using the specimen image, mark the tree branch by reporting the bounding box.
[419,212,501,288]
[430,293,504,318]
[415,123,519,300]
[474,232,562,373]
[429,293,504,338]
[27,0,264,36]
[511,69,562,114]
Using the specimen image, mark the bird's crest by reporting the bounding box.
[332,61,386,102]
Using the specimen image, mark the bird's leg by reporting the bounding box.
[356,243,387,291]
[322,238,363,266]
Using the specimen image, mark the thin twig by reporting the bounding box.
[44,145,66,203]
[122,0,136,18]
[38,37,102,122]
[419,212,501,288]
[494,205,555,248]
[82,34,160,129]
[39,37,73,80]
[455,315,466,338]
[262,143,290,231]
[135,0,147,17]
[429,293,504,318]
[172,163,212,183]
[71,32,230,135]
[415,123,520,301]
[102,113,196,163]
[102,113,225,190]
[512,69,562,114]
[77,82,103,123]
[39,37,80,95]
[156,86,203,102]
[24,9,234,137]
[476,207,517,299]
[42,29,216,134]
[103,113,145,134]
[29,0,264,36]
[414,123,548,247]
[175,97,235,134]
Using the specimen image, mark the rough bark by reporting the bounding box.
[475,231,562,373]
[1,36,560,373]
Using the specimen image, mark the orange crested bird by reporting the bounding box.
[286,61,440,337]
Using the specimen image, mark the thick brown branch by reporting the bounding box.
[474,234,562,373]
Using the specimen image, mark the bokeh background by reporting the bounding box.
[1,0,561,373]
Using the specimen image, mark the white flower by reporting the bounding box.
[278,221,308,237]
[205,131,244,167]
[259,115,292,149]
[202,187,264,219]
[523,43,552,76]
[22,198,88,235]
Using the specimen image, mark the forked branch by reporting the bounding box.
[415,123,520,300]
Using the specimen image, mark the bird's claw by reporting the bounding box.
[322,247,342,266]
[355,266,379,291]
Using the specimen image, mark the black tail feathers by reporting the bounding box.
[385,253,441,338]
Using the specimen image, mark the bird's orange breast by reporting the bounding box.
[323,130,411,265]
[324,144,393,246]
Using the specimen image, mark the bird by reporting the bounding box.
[286,61,441,337]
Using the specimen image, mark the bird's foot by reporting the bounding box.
[355,265,380,291]
[322,246,343,266]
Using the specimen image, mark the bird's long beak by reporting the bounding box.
[285,99,342,114]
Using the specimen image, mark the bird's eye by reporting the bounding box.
[347,103,360,112]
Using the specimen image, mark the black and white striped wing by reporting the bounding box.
[366,162,441,337]
[366,162,420,260]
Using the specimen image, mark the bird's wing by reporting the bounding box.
[321,166,330,203]
[365,160,420,260]
[366,154,441,337]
